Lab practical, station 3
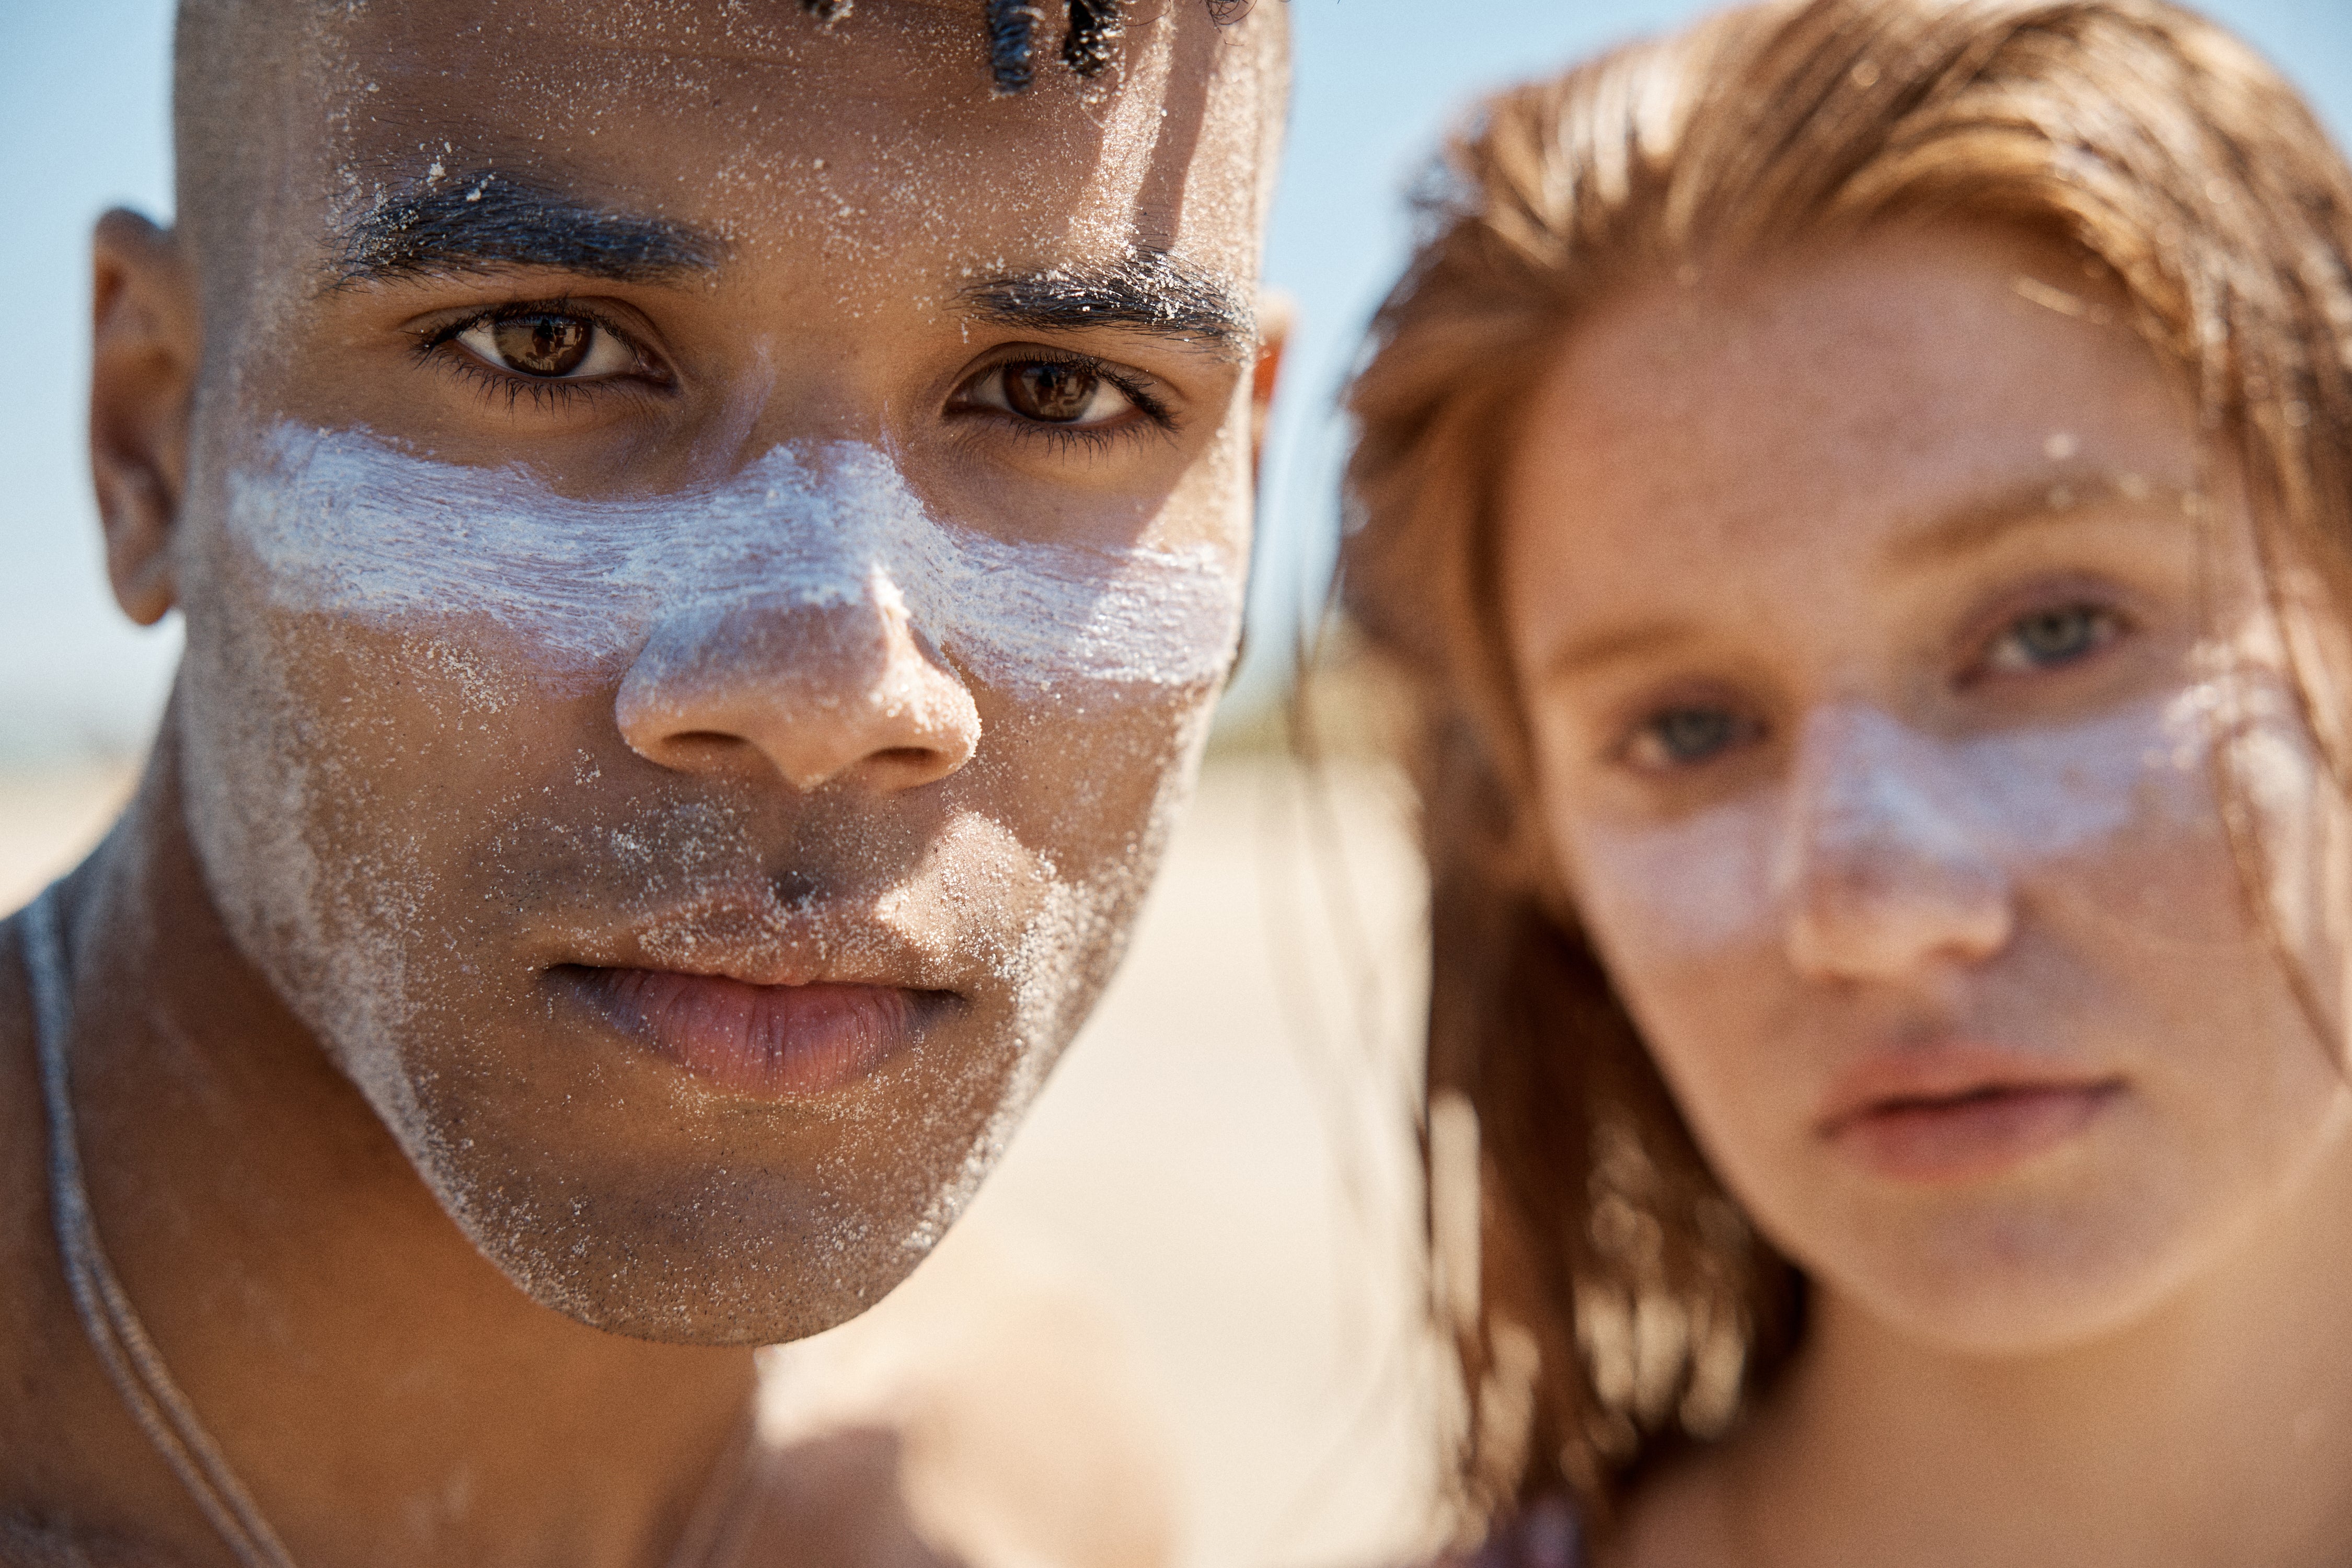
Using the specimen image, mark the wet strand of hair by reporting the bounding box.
[986,0,1047,94]
[1062,0,1124,77]
[799,0,1250,93]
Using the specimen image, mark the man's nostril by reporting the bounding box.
[645,731,744,766]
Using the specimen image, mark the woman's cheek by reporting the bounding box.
[1558,790,1783,988]
[1553,792,1792,1111]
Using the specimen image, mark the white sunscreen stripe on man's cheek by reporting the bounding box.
[224,423,1244,695]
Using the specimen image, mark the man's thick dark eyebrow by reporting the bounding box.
[331,173,722,286]
[959,250,1257,358]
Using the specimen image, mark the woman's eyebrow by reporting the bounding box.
[1883,472,2198,569]
[328,172,724,288]
[1540,619,1697,685]
[956,249,1257,360]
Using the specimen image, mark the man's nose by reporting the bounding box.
[1775,704,2013,983]
[614,579,980,793]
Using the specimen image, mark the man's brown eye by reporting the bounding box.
[492,315,592,377]
[451,311,640,385]
[1005,361,1102,423]
[956,355,1145,431]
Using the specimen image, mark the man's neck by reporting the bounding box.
[4,731,757,1568]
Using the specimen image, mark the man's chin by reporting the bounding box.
[420,1157,959,1346]
[492,1222,939,1346]
[529,1275,905,1348]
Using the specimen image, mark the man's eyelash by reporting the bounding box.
[410,299,656,410]
[964,347,1181,454]
[1047,352,1174,428]
[428,351,607,412]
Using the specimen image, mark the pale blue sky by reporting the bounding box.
[2,1,2346,763]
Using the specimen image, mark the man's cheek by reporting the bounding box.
[975,688,1218,855]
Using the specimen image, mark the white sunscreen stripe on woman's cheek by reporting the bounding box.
[1570,794,1781,959]
[1571,698,2221,961]
[223,423,1245,695]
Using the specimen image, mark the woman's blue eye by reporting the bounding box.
[1627,706,1750,769]
[1985,604,2119,674]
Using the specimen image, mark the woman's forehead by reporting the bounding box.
[1501,224,2212,656]
[1517,226,2195,531]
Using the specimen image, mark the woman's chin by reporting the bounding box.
[1797,1187,2211,1358]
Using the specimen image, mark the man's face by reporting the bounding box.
[163,0,1278,1341]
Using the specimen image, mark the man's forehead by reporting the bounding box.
[325,0,1241,114]
[302,0,1272,280]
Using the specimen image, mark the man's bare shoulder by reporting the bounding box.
[0,1515,179,1568]
[0,905,99,1523]
[0,903,53,1345]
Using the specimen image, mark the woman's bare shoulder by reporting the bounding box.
[1593,1446,1747,1568]
[1435,1497,1586,1568]
[1438,1448,1754,1568]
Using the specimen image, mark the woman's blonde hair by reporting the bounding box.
[1341,0,2352,1536]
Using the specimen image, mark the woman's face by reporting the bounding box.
[1502,221,2352,1354]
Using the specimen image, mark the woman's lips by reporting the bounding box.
[571,967,926,1099]
[1817,1046,2124,1184]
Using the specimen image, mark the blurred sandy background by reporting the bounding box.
[0,747,1448,1568]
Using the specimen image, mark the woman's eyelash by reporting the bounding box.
[1970,600,2130,681]
[1618,703,1762,771]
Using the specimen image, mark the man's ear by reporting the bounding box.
[90,208,200,628]
[1248,289,1294,496]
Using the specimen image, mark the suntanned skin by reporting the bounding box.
[0,2,1286,1563]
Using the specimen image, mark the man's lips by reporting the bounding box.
[1816,1044,2125,1184]
[566,966,941,1099]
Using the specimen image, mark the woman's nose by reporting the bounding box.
[614,577,981,793]
[1775,704,2014,984]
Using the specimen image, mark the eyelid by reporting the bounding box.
[1954,583,2136,687]
[411,296,672,404]
[951,344,1179,434]
[1622,711,1763,773]
[1599,681,1768,772]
